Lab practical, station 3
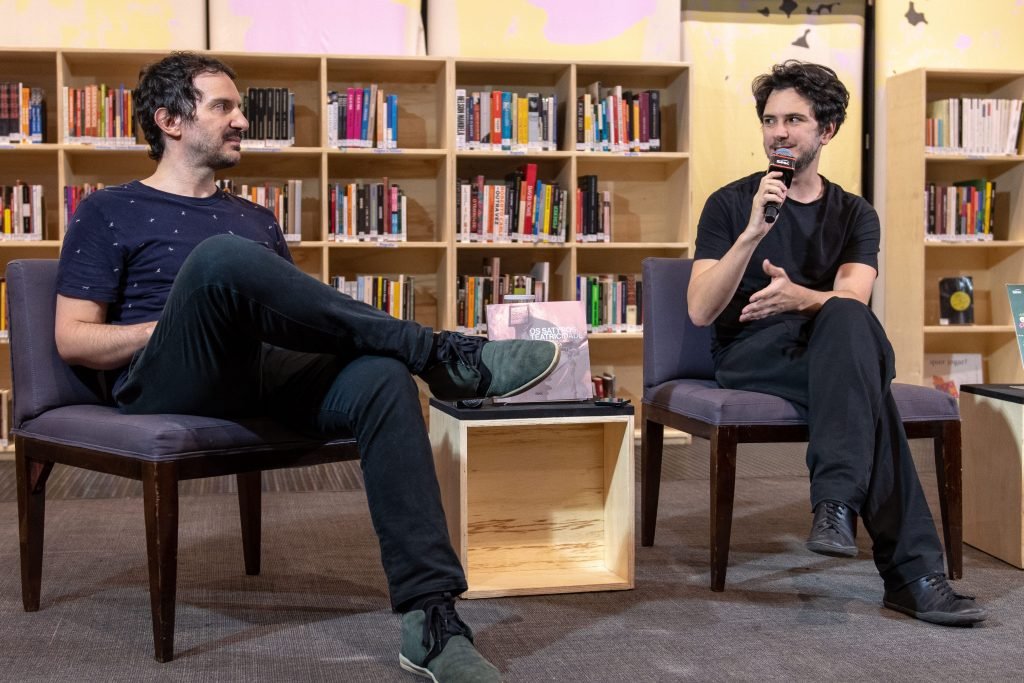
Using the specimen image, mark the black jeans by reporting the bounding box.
[714,298,945,590]
[114,234,467,609]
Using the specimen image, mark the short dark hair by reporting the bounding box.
[134,51,237,161]
[751,60,849,135]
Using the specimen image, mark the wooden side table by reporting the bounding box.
[428,398,635,598]
[961,384,1024,568]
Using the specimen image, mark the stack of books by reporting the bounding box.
[576,273,642,332]
[455,163,568,243]
[455,89,558,151]
[577,83,661,153]
[576,175,612,242]
[327,86,398,149]
[241,87,294,147]
[0,182,44,240]
[328,179,407,242]
[924,178,996,241]
[925,97,1023,155]
[0,83,44,144]
[63,84,134,145]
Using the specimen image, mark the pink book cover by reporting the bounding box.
[486,300,593,403]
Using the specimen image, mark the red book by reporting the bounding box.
[520,163,538,235]
[491,90,502,150]
[473,175,485,235]
[639,91,650,150]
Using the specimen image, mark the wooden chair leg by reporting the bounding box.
[641,418,665,547]
[933,420,963,579]
[142,461,180,663]
[15,442,53,612]
[709,426,738,592]
[237,471,262,576]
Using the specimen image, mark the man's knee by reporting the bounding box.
[347,356,419,404]
[815,297,894,361]
[819,296,870,318]
[817,297,880,333]
[179,234,268,284]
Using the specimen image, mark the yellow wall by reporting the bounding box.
[0,0,205,49]
[682,1,865,224]
[873,0,1024,313]
[427,0,680,60]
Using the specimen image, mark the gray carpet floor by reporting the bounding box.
[0,437,1022,682]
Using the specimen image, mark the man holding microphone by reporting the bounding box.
[688,60,985,626]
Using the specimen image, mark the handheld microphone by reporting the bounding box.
[764,148,795,224]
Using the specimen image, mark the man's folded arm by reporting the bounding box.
[54,293,155,370]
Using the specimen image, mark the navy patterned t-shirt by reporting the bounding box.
[57,180,293,325]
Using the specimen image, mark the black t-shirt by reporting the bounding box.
[693,172,879,355]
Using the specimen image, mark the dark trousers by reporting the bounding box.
[114,234,467,609]
[714,298,945,590]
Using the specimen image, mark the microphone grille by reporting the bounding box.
[774,148,795,158]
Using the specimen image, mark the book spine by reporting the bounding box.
[491,90,502,151]
[501,91,512,150]
[455,88,466,149]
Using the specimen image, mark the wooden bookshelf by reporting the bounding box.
[0,49,693,422]
[885,68,1024,387]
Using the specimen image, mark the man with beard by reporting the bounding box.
[687,60,986,626]
[55,52,560,681]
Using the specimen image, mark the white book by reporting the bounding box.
[327,100,338,146]
[32,184,43,237]
[400,194,407,239]
[924,353,982,399]
[480,91,491,148]
[455,89,466,149]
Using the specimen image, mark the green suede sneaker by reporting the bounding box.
[398,594,501,682]
[420,331,559,401]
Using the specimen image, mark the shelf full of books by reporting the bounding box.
[327,85,399,150]
[924,178,996,241]
[886,67,1024,388]
[328,179,409,242]
[455,163,568,244]
[576,82,661,153]
[240,86,295,148]
[0,49,693,414]
[1,182,45,240]
[1,82,45,144]
[925,95,1023,156]
[577,273,642,333]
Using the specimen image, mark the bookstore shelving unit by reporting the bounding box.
[885,68,1024,387]
[0,49,693,444]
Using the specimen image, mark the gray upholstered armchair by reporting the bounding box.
[6,259,360,662]
[639,257,962,591]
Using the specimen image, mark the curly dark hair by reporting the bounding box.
[134,52,237,161]
[751,60,850,135]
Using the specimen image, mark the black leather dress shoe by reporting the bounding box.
[883,574,988,626]
[805,501,858,557]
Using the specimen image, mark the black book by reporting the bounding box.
[648,89,661,151]
[587,175,599,237]
[356,185,367,235]
[540,96,548,148]
[576,95,585,148]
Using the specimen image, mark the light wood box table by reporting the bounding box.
[428,398,635,599]
[960,384,1024,568]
